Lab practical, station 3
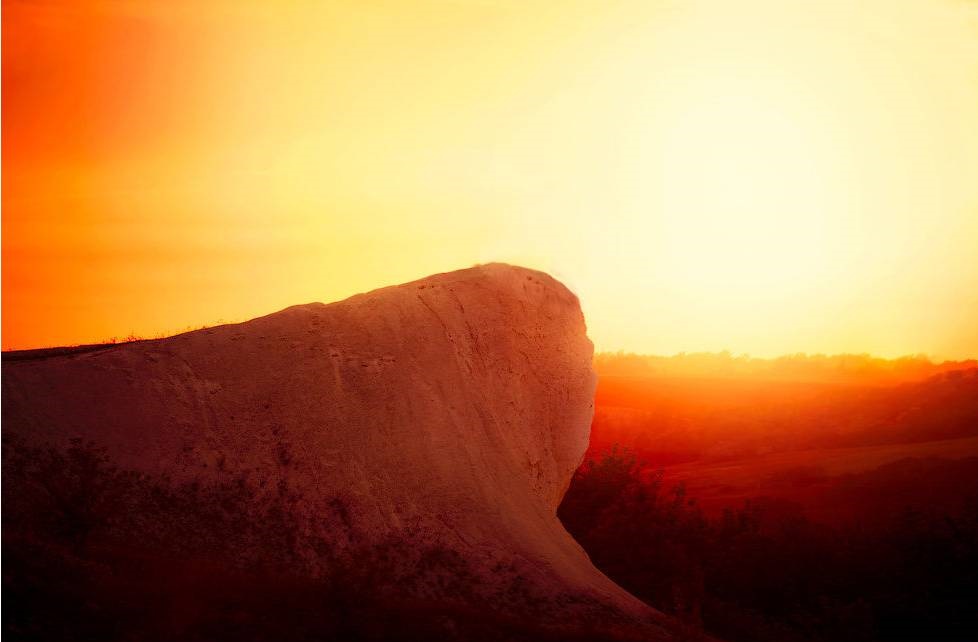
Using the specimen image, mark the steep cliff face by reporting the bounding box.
[3,264,672,640]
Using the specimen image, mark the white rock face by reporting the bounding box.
[3,264,673,639]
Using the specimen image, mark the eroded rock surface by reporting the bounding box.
[3,264,673,640]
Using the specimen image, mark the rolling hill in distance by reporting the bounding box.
[587,352,978,523]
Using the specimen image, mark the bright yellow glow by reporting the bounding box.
[4,0,978,358]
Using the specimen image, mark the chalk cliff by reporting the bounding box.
[3,264,672,640]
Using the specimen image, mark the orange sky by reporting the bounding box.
[4,0,978,358]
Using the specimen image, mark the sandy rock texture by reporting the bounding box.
[3,263,672,640]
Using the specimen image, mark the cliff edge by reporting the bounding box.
[3,264,673,640]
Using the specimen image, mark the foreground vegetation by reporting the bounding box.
[559,448,978,642]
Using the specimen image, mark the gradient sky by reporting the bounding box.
[4,0,978,358]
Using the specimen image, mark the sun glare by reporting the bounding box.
[652,79,836,295]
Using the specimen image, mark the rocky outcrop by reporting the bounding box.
[3,264,673,640]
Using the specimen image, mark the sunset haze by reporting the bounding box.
[4,0,978,358]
